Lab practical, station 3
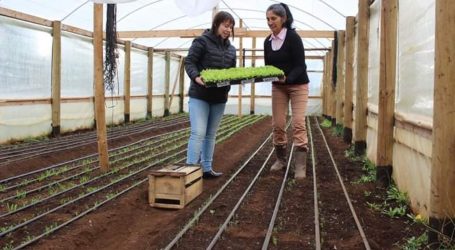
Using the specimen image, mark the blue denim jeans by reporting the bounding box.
[186,97,226,172]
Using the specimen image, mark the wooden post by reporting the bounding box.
[376,0,398,187]
[322,54,328,117]
[335,30,346,126]
[93,4,109,171]
[164,51,170,116]
[179,56,185,113]
[343,16,356,144]
[353,0,370,155]
[238,19,243,117]
[169,57,184,111]
[250,37,256,115]
[429,0,455,245]
[328,43,336,125]
[147,47,154,118]
[51,21,61,137]
[124,41,131,123]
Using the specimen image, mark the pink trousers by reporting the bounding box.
[272,83,309,150]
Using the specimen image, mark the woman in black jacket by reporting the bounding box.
[264,3,310,179]
[184,11,236,178]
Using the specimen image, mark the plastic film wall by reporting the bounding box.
[366,0,381,163]
[0,15,184,143]
[396,0,435,120]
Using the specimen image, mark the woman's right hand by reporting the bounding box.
[195,76,205,86]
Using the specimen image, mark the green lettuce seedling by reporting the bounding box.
[201,66,284,86]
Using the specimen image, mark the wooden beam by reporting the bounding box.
[124,41,131,123]
[376,0,397,187]
[51,21,62,137]
[335,30,346,125]
[117,29,335,39]
[250,37,256,115]
[147,48,154,118]
[430,0,455,243]
[0,7,52,26]
[238,20,243,118]
[164,51,171,116]
[93,3,109,172]
[179,56,185,113]
[353,0,370,155]
[343,16,356,143]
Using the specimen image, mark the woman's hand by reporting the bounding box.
[276,76,286,84]
[195,76,205,86]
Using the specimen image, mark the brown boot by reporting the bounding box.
[294,147,307,179]
[270,145,287,171]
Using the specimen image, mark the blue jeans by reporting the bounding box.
[186,97,226,172]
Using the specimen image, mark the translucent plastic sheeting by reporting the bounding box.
[366,115,378,164]
[130,98,147,120]
[61,102,94,132]
[61,32,94,98]
[397,0,435,119]
[0,16,52,99]
[105,100,124,125]
[130,49,148,96]
[0,0,357,49]
[367,0,380,106]
[152,53,166,95]
[0,104,51,143]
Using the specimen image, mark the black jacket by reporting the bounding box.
[264,29,309,85]
[185,29,236,103]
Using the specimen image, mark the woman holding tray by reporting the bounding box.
[264,3,310,179]
[184,11,236,179]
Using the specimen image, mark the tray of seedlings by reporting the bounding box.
[201,65,284,88]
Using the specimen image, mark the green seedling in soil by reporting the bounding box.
[79,176,90,184]
[85,186,98,193]
[353,159,376,184]
[105,193,116,200]
[44,222,58,235]
[2,242,14,250]
[331,124,343,137]
[387,185,408,206]
[6,203,18,212]
[344,145,364,162]
[400,232,428,250]
[382,204,407,218]
[366,201,382,212]
[286,179,297,191]
[272,235,278,246]
[406,213,427,224]
[0,184,5,192]
[364,191,372,197]
[320,119,332,128]
[15,190,27,199]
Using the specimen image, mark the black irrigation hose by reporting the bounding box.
[262,143,296,250]
[307,117,321,250]
[0,116,262,239]
[164,131,274,250]
[7,115,262,249]
[314,117,371,250]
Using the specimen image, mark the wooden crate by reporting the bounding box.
[148,164,203,209]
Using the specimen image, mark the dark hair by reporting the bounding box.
[266,3,294,30]
[211,11,235,39]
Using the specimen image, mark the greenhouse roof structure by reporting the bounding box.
[0,0,358,50]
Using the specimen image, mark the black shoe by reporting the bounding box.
[203,170,223,179]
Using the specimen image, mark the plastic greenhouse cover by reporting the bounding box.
[367,0,380,107]
[397,0,435,119]
[0,0,358,50]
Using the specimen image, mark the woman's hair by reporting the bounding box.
[266,3,294,30]
[211,11,236,39]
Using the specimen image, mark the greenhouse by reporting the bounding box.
[0,0,454,249]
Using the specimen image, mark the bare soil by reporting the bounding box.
[1,115,425,250]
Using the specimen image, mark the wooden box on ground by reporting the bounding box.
[148,164,203,209]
